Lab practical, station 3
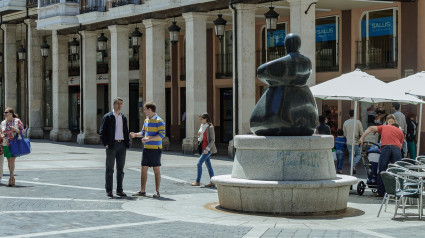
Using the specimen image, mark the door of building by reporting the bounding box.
[165,88,171,138]
[220,88,233,143]
[69,86,80,131]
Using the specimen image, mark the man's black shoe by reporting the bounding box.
[107,192,113,198]
[353,168,357,174]
[116,191,127,197]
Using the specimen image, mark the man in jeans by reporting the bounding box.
[360,117,404,197]
[99,98,130,198]
[343,110,364,174]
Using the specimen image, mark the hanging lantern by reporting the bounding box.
[168,21,181,44]
[131,27,143,47]
[17,44,26,61]
[70,37,79,55]
[264,6,279,33]
[214,14,227,41]
[97,33,108,52]
[40,40,50,58]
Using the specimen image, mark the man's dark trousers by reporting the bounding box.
[377,145,402,196]
[105,141,126,193]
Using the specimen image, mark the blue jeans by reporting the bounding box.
[196,152,214,183]
[377,145,402,196]
[347,144,361,167]
[336,150,345,171]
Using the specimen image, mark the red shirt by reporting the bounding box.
[202,130,208,150]
[377,125,404,149]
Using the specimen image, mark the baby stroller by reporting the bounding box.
[357,142,380,195]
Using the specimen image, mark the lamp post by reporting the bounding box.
[264,5,279,36]
[131,27,142,53]
[214,14,227,42]
[17,44,26,61]
[168,21,181,45]
[41,40,50,58]
[70,37,79,55]
[97,33,108,52]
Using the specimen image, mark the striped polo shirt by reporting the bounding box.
[141,114,166,149]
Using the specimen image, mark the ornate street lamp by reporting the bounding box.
[168,21,181,44]
[70,37,79,55]
[214,14,227,42]
[97,33,108,52]
[264,5,279,34]
[40,40,50,58]
[17,44,26,61]
[131,27,143,47]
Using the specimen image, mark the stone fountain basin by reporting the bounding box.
[211,174,358,214]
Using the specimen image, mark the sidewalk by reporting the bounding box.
[0,140,423,238]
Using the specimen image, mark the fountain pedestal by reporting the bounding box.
[212,135,357,214]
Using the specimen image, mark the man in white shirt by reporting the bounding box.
[343,110,364,174]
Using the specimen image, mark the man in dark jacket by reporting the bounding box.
[99,97,130,198]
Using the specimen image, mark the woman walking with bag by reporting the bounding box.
[1,107,25,187]
[191,113,217,187]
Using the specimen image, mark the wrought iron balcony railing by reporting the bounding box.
[355,37,398,70]
[216,53,232,78]
[80,0,105,13]
[256,48,286,69]
[111,0,141,7]
[39,0,79,7]
[316,41,339,72]
[26,0,38,7]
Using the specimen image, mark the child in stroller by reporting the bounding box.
[357,142,380,195]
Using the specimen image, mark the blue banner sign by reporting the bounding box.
[267,29,286,47]
[316,23,337,42]
[361,16,393,37]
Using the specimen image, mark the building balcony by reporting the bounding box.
[27,0,38,8]
[216,53,232,78]
[355,38,398,70]
[37,0,80,30]
[0,0,26,14]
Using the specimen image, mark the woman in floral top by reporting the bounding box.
[1,107,24,187]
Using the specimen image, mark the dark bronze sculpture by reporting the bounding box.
[250,33,318,136]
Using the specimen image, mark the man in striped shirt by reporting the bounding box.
[131,102,165,198]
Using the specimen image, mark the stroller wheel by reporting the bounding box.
[357,181,366,196]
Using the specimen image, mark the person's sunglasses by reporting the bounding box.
[3,111,9,114]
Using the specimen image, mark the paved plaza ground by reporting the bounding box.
[0,140,424,238]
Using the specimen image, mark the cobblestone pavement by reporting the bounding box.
[0,140,424,238]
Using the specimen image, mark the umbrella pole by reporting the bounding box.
[351,100,358,176]
[417,104,423,157]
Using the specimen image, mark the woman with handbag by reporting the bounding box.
[191,112,217,187]
[1,107,25,187]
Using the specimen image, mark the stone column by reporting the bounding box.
[108,25,129,117]
[234,4,256,135]
[181,12,209,154]
[77,31,101,144]
[25,19,44,138]
[143,19,169,149]
[2,24,17,110]
[287,0,317,86]
[50,31,72,141]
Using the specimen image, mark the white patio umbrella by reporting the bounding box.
[387,71,425,156]
[311,69,422,176]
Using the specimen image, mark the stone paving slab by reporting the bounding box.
[0,141,424,238]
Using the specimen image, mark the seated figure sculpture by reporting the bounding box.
[250,33,318,136]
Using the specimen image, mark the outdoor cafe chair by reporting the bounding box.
[378,172,422,219]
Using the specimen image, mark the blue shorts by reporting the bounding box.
[141,148,162,167]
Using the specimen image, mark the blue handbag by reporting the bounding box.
[9,131,31,157]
